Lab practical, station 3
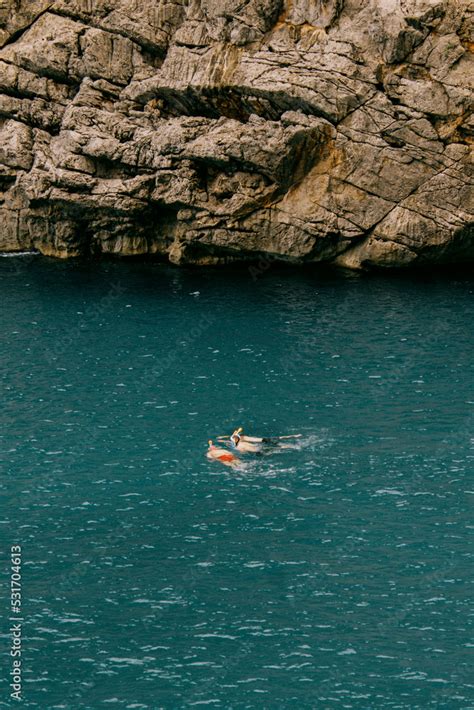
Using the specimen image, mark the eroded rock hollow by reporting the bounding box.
[0,0,472,267]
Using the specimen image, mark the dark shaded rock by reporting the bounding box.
[0,0,472,268]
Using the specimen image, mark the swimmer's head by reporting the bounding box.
[230,431,241,447]
[208,439,213,448]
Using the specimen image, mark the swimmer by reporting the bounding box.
[229,429,262,454]
[217,428,272,449]
[217,427,301,453]
[206,440,240,468]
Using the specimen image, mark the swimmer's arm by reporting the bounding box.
[216,435,263,443]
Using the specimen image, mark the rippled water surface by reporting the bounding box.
[1,258,473,709]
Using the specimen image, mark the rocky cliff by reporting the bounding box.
[0,0,472,268]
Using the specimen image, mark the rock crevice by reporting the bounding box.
[0,0,472,267]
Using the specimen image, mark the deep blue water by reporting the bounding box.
[0,257,473,709]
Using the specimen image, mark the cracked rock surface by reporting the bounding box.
[0,0,472,267]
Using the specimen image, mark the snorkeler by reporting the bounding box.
[206,440,240,468]
[218,428,301,454]
[229,429,262,454]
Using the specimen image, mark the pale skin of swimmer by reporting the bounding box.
[233,427,268,443]
[217,428,270,448]
[231,436,261,454]
[218,427,301,443]
[229,429,280,454]
[206,440,241,468]
[218,428,301,454]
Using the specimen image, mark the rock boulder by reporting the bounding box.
[0,0,472,267]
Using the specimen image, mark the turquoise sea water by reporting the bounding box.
[1,257,473,709]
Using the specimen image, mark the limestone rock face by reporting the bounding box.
[0,0,472,267]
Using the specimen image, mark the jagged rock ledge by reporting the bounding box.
[0,0,472,269]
